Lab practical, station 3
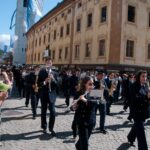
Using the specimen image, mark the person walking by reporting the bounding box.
[74,76,97,150]
[127,70,150,150]
[29,66,40,119]
[38,57,58,136]
[94,71,108,134]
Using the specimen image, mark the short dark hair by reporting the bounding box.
[45,57,52,62]
[97,71,103,75]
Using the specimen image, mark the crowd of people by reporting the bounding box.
[0,57,150,150]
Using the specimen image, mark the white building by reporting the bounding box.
[13,0,35,65]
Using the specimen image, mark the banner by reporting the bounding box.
[26,0,44,28]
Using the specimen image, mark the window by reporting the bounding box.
[148,44,150,59]
[148,12,150,27]
[66,24,70,35]
[38,53,40,61]
[48,33,50,42]
[85,43,91,57]
[65,47,68,59]
[43,35,46,44]
[55,17,57,22]
[23,0,28,7]
[87,13,93,27]
[61,13,64,18]
[39,37,41,46]
[99,39,105,56]
[77,18,81,32]
[128,5,135,23]
[35,39,37,47]
[60,26,64,37]
[32,41,34,49]
[101,6,107,23]
[52,50,55,60]
[68,9,71,14]
[59,49,62,59]
[126,40,134,57]
[34,53,36,61]
[54,30,56,40]
[78,2,82,8]
[75,45,80,59]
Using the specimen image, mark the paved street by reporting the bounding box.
[1,97,150,150]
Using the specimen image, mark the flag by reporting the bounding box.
[33,0,43,16]
[26,0,44,28]
[29,0,43,17]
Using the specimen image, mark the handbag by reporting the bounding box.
[49,91,56,103]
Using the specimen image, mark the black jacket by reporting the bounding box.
[74,91,97,127]
[37,68,58,93]
[129,82,150,121]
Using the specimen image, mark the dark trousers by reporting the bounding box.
[96,103,106,130]
[25,86,30,106]
[40,93,56,131]
[17,82,22,97]
[72,119,77,138]
[106,96,113,115]
[64,91,70,107]
[76,125,93,150]
[31,92,39,117]
[128,120,148,150]
[22,84,26,98]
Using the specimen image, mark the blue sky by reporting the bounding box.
[0,0,62,46]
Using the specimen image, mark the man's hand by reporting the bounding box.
[44,77,50,84]
[49,74,54,80]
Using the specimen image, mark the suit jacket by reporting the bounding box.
[74,91,97,127]
[129,81,150,121]
[37,68,58,93]
[104,78,112,89]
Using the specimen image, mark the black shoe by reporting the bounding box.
[128,139,135,147]
[128,141,135,147]
[127,116,133,122]
[100,129,108,134]
[25,105,28,107]
[32,116,36,120]
[50,130,56,136]
[75,143,80,150]
[43,129,47,134]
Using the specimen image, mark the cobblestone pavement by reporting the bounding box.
[0,97,150,150]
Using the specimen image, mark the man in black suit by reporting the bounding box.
[105,72,115,115]
[37,57,57,136]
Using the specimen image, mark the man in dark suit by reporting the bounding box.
[105,72,115,115]
[37,57,57,136]
[28,66,40,119]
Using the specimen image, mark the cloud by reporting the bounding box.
[0,34,10,45]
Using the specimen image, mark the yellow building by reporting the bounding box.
[26,0,150,71]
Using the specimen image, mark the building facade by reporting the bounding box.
[13,0,27,65]
[26,0,150,71]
